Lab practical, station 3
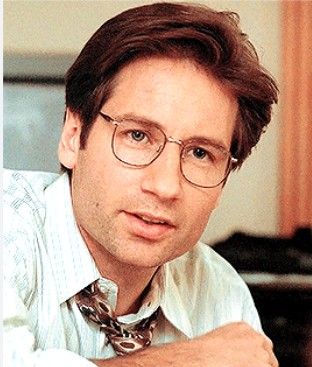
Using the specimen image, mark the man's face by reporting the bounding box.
[60,57,237,271]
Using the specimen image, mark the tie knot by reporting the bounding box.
[75,280,159,355]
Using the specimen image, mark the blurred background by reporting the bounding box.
[3,1,312,366]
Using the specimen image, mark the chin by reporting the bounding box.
[98,232,191,270]
[109,244,173,269]
[116,252,169,269]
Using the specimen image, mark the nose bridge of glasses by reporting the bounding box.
[166,136,183,146]
[154,136,182,162]
[153,136,182,171]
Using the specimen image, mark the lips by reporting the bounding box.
[134,212,172,225]
[139,215,165,224]
[122,211,175,241]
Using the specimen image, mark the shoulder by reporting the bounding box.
[4,169,59,224]
[168,241,247,291]
[4,169,60,202]
[165,242,260,330]
[4,169,60,303]
[4,168,60,250]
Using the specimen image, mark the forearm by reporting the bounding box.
[91,340,195,367]
[91,322,279,367]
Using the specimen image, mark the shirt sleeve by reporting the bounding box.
[241,286,263,333]
[3,206,96,367]
[3,279,94,367]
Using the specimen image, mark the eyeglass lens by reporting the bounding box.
[111,119,232,188]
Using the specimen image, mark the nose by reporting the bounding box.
[140,142,182,201]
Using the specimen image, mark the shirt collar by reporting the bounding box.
[44,173,192,338]
[44,173,100,304]
[160,261,194,338]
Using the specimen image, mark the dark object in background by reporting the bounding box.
[252,287,312,367]
[213,227,312,367]
[213,227,312,274]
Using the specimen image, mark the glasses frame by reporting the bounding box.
[99,111,238,188]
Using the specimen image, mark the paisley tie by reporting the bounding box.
[75,280,159,355]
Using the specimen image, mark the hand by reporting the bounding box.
[93,321,279,367]
[192,321,279,367]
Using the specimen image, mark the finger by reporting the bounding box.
[265,345,279,367]
[261,336,278,367]
[263,335,273,351]
[270,350,279,367]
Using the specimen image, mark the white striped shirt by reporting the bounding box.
[3,169,262,367]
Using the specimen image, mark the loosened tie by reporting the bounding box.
[75,280,159,355]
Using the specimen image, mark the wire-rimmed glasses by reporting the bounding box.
[99,112,237,188]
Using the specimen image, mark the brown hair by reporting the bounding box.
[64,2,278,173]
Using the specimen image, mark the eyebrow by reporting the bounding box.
[111,112,230,151]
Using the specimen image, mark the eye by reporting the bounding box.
[129,130,146,142]
[184,144,218,164]
[192,147,208,160]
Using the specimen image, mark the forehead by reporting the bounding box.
[104,57,238,146]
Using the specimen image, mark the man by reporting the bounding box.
[4,2,279,366]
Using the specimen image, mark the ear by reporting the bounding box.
[58,108,81,169]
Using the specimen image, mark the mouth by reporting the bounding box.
[133,212,172,225]
[122,211,175,241]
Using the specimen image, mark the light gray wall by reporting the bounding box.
[4,83,64,173]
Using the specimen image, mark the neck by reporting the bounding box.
[111,264,157,316]
[79,226,158,316]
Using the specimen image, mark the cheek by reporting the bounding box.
[92,163,143,212]
[184,188,221,229]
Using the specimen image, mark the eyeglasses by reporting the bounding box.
[99,112,237,188]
